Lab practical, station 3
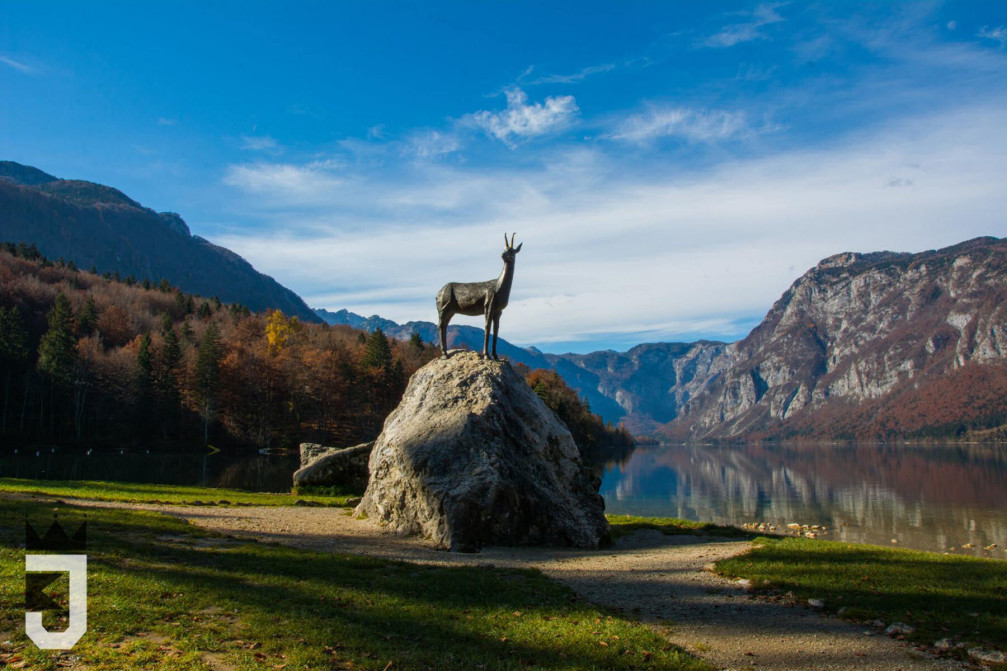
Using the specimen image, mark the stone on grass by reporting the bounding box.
[968,648,1005,664]
[293,442,373,490]
[356,351,609,552]
[885,622,916,636]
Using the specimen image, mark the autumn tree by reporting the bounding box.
[265,310,299,355]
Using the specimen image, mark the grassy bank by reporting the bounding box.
[716,535,1007,661]
[0,496,709,670]
[0,477,357,506]
[605,515,750,540]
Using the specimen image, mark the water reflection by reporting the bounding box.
[0,448,299,493]
[600,443,1007,559]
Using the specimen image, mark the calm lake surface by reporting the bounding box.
[0,448,299,492]
[600,442,1007,559]
[4,443,1005,559]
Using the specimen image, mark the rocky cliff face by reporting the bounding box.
[666,237,1007,440]
[357,351,609,551]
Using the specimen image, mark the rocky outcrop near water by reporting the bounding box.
[293,442,373,490]
[356,351,609,552]
[666,237,1007,440]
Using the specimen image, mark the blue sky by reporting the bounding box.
[3,2,1007,353]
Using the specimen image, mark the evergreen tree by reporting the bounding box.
[0,306,29,434]
[409,331,425,351]
[194,323,222,445]
[198,301,212,319]
[37,294,78,437]
[136,333,154,435]
[362,328,393,370]
[78,297,98,336]
[157,327,183,439]
[38,294,77,384]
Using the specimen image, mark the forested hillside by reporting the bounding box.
[0,244,434,450]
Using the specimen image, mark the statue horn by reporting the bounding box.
[510,232,517,248]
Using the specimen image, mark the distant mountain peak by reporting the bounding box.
[0,160,57,186]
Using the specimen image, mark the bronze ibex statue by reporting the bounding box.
[436,234,522,360]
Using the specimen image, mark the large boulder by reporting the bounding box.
[356,351,609,551]
[293,442,373,490]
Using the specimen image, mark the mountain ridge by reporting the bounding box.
[0,160,321,323]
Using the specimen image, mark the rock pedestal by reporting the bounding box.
[356,351,609,552]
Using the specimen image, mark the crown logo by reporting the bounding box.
[25,519,87,553]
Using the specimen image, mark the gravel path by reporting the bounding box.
[51,499,969,670]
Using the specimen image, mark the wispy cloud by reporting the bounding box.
[608,106,757,143]
[704,3,785,48]
[222,161,341,200]
[157,117,178,126]
[404,130,460,158]
[464,88,578,147]
[0,55,35,74]
[240,134,280,151]
[522,63,616,85]
[978,26,1007,48]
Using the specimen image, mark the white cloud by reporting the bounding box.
[524,63,616,85]
[705,3,785,48]
[213,104,1007,352]
[978,26,1007,48]
[0,55,35,74]
[222,162,341,200]
[465,88,578,147]
[609,107,756,143]
[405,130,460,158]
[240,135,279,151]
[157,117,178,126]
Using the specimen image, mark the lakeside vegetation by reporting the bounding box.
[0,496,709,670]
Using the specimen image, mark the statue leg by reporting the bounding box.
[492,316,501,360]
[438,312,451,359]
[482,313,491,359]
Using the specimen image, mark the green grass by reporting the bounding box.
[716,536,1007,660]
[0,477,357,507]
[605,515,751,540]
[0,498,711,670]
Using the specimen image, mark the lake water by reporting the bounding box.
[0,448,299,493]
[600,442,1007,559]
[4,443,1005,559]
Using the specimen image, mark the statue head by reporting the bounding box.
[502,232,523,262]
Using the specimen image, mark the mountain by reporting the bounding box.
[314,308,728,431]
[0,160,320,323]
[322,237,1007,441]
[665,236,1007,441]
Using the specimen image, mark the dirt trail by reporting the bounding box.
[51,499,968,670]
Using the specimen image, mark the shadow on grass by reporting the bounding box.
[0,498,709,670]
[717,537,1007,651]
